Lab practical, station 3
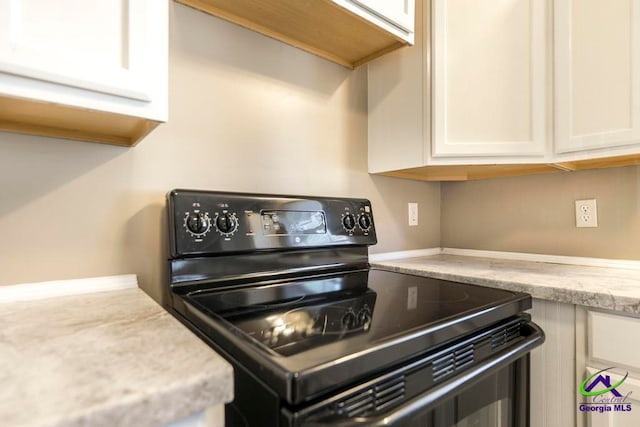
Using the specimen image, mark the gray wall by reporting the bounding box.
[441,166,640,260]
[0,4,441,301]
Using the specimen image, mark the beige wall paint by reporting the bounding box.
[0,4,441,301]
[441,166,640,260]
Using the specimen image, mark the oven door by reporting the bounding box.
[294,322,543,427]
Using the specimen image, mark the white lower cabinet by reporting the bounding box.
[530,303,640,427]
[529,299,578,427]
[580,310,640,427]
[584,369,640,427]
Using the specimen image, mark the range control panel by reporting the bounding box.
[168,189,377,257]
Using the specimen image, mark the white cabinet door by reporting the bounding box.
[584,369,640,427]
[431,0,548,158]
[0,0,167,121]
[588,311,640,371]
[1,0,151,101]
[349,0,415,32]
[555,0,640,154]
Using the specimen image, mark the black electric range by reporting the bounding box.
[166,190,544,427]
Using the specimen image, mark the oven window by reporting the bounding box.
[403,361,521,427]
[452,366,513,426]
[455,399,511,426]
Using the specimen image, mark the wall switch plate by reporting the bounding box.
[408,202,418,226]
[575,199,598,228]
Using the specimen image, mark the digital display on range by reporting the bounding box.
[261,210,326,236]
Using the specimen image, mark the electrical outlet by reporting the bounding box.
[408,202,418,226]
[575,199,598,228]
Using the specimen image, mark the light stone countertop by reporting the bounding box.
[372,254,640,315]
[0,287,233,427]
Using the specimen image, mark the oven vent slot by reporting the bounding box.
[374,375,405,411]
[491,322,521,350]
[432,343,474,382]
[336,375,405,417]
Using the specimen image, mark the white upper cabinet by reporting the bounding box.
[1,1,153,102]
[432,0,548,158]
[555,0,640,155]
[369,0,640,181]
[369,0,557,181]
[0,0,168,146]
[368,0,426,174]
[346,0,415,33]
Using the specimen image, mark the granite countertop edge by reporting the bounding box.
[53,355,236,427]
[0,287,234,427]
[372,255,640,315]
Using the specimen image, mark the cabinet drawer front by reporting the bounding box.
[589,311,640,371]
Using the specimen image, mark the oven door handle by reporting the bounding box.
[305,321,544,427]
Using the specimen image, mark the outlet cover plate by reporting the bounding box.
[575,199,598,228]
[408,202,418,226]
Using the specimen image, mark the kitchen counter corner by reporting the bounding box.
[372,254,640,315]
[0,287,233,427]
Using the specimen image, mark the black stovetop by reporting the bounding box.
[174,268,531,404]
[187,269,519,356]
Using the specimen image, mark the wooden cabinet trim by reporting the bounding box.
[372,152,640,181]
[176,0,414,69]
[0,95,159,147]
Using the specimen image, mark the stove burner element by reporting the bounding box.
[259,310,315,347]
[223,290,377,356]
[255,304,372,349]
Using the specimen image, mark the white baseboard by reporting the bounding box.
[369,248,442,262]
[0,274,139,303]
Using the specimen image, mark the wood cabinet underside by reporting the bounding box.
[176,0,410,68]
[376,153,640,181]
[0,95,159,147]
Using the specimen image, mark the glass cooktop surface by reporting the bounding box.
[187,269,521,357]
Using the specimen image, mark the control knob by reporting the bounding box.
[186,213,210,235]
[341,311,357,329]
[342,213,356,231]
[357,307,372,330]
[358,213,372,230]
[216,212,238,234]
